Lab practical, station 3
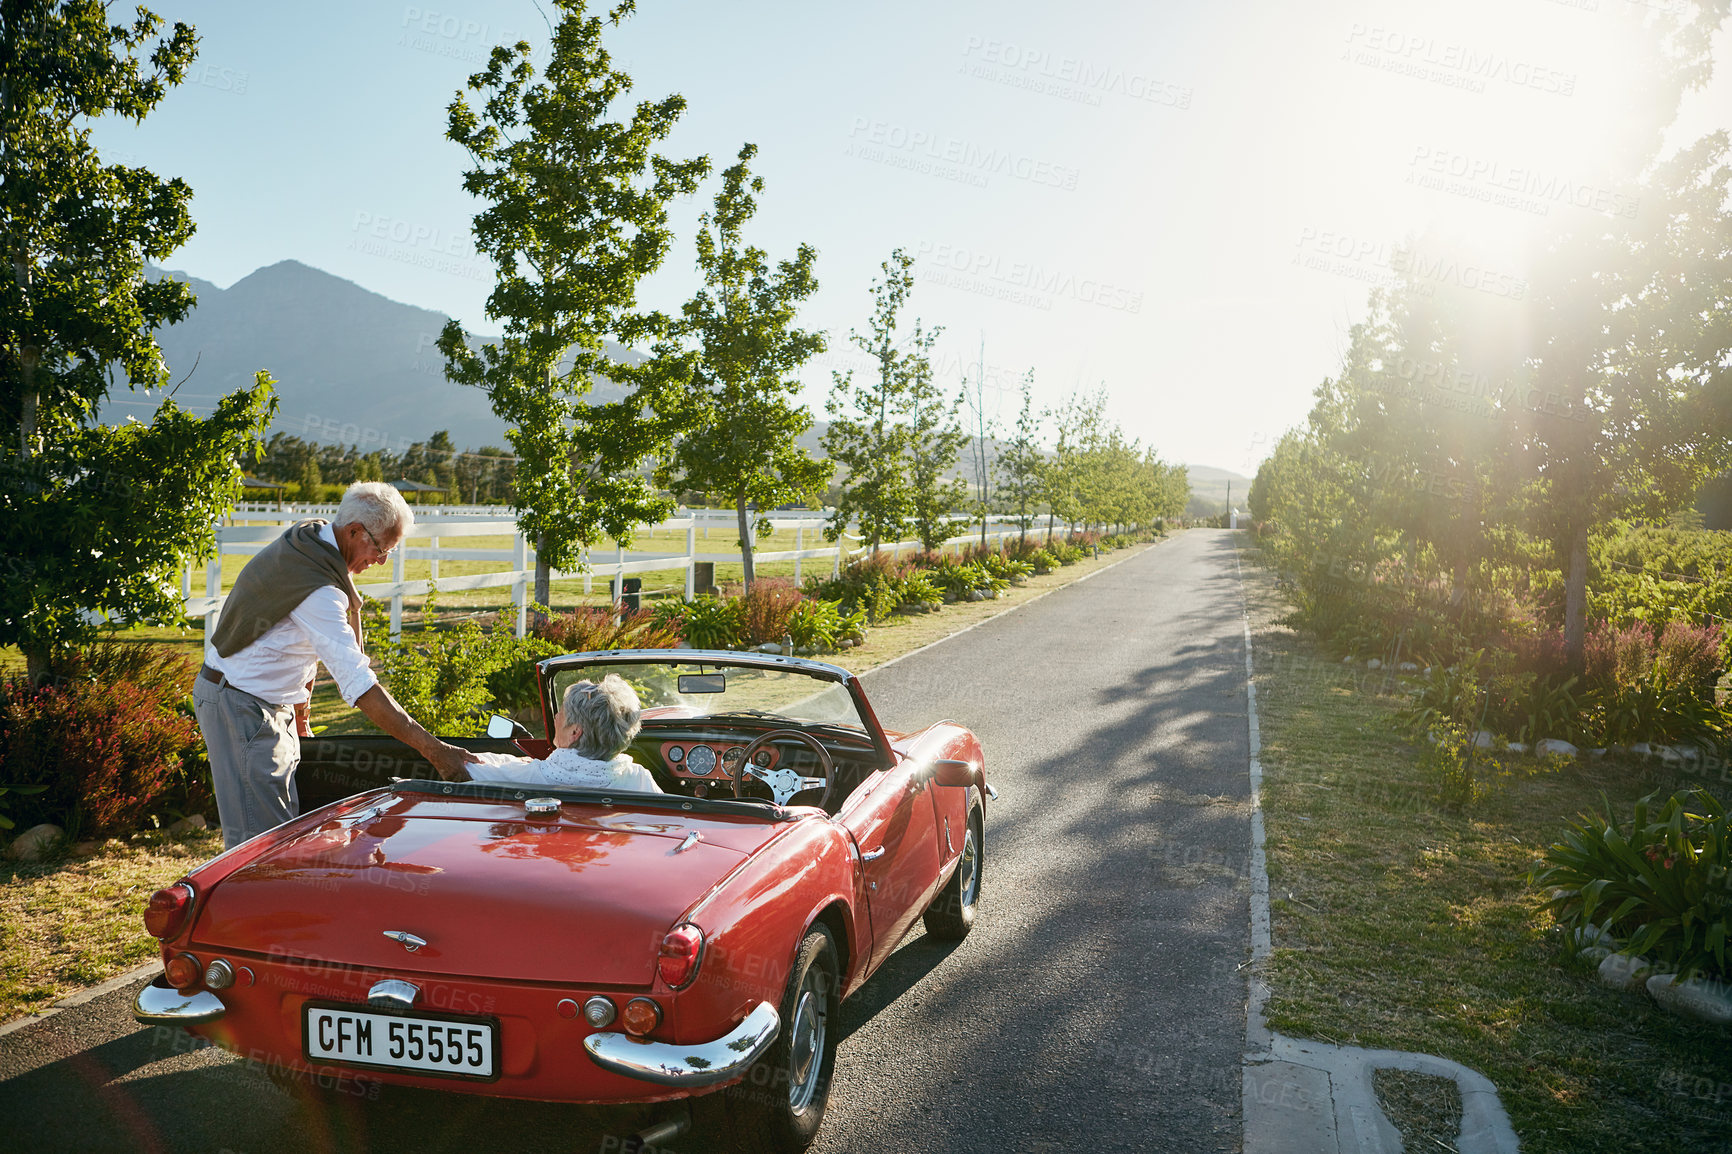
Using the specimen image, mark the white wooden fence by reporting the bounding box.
[183,509,1026,639]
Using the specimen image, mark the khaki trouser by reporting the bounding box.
[192,676,300,850]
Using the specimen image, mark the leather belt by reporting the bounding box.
[199,663,228,688]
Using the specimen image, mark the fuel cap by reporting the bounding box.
[525,797,561,817]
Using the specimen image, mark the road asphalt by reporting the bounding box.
[0,529,1254,1154]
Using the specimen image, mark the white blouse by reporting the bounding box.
[468,747,662,793]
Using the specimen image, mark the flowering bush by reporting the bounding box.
[736,580,805,645]
[533,605,684,653]
[0,676,198,838]
[1534,787,1731,983]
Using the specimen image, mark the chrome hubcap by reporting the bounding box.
[787,970,827,1113]
[958,826,979,911]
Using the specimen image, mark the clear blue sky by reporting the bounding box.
[91,0,1732,475]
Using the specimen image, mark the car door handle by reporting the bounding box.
[860,847,886,862]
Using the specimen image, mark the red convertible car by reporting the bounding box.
[135,650,992,1151]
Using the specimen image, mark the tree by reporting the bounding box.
[659,144,829,591]
[824,249,925,554]
[297,456,322,503]
[906,352,967,552]
[959,339,997,548]
[437,0,708,606]
[0,3,274,674]
[997,372,1044,542]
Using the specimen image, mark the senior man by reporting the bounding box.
[193,481,479,849]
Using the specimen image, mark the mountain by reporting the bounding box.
[110,260,633,450]
[1184,464,1253,517]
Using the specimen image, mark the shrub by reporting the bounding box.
[736,580,805,645]
[0,677,198,838]
[1028,548,1058,575]
[1657,621,1724,698]
[806,552,916,622]
[785,598,865,650]
[677,598,743,649]
[1533,787,1732,983]
[534,605,684,653]
[1418,720,1485,810]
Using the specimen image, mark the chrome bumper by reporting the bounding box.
[133,976,227,1026]
[584,1001,779,1088]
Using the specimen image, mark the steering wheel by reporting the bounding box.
[732,729,835,809]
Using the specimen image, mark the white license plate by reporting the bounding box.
[305,1006,496,1078]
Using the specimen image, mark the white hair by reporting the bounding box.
[563,675,643,759]
[333,481,414,538]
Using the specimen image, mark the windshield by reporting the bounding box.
[548,660,869,733]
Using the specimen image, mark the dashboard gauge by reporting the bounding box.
[753,749,773,768]
[685,745,716,777]
[665,745,685,764]
[722,747,745,773]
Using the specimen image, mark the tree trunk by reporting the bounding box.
[1045,511,1054,543]
[736,492,755,592]
[1563,526,1589,669]
[534,530,551,616]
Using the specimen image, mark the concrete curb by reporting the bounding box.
[0,959,159,1040]
[1235,546,1521,1154]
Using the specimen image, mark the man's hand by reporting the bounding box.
[428,743,478,783]
[294,702,313,738]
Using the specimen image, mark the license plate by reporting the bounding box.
[303,1004,498,1079]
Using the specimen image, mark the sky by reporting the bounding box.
[90,0,1732,476]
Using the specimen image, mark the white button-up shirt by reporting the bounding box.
[203,522,379,707]
[469,748,663,793]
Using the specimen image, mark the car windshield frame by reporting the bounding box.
[536,649,894,764]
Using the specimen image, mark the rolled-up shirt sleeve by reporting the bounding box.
[288,586,379,706]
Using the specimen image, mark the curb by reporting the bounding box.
[1234,547,1521,1154]
[0,959,159,1040]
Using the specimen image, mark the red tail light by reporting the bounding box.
[145,883,194,939]
[657,924,704,988]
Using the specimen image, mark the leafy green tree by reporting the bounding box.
[998,372,1044,542]
[0,3,274,675]
[959,341,998,548]
[659,144,829,591]
[906,354,967,552]
[297,456,322,503]
[824,249,925,553]
[437,0,708,605]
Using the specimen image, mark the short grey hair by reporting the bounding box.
[333,482,414,538]
[563,675,642,759]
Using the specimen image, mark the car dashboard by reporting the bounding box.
[629,721,883,808]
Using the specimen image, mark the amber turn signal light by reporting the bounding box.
[144,884,194,940]
[165,953,203,991]
[621,997,661,1037]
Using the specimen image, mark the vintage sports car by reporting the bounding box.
[135,650,992,1151]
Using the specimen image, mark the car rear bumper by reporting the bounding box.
[584,1001,779,1088]
[134,975,228,1025]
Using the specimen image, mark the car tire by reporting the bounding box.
[921,794,983,941]
[704,925,840,1153]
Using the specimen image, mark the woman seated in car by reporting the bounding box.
[468,674,662,792]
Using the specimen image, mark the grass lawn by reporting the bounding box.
[0,532,1167,1023]
[1241,536,1732,1152]
[0,827,224,1022]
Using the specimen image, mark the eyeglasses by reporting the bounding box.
[360,524,398,559]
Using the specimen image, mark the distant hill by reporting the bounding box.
[103,260,634,450]
[1184,464,1253,517]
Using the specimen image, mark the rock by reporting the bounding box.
[1646,972,1732,1025]
[1588,748,1607,758]
[1536,738,1579,759]
[1398,661,1420,673]
[967,590,986,602]
[1571,923,1615,951]
[758,643,782,654]
[167,814,208,835]
[1598,952,1653,991]
[4,823,63,862]
[1630,742,1653,758]
[1577,946,1612,963]
[1507,742,1529,754]
[1472,730,1497,749]
[1342,656,1355,664]
[71,840,103,858]
[1366,658,1382,670]
[795,646,814,656]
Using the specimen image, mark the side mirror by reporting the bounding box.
[486,715,524,740]
[931,759,976,787]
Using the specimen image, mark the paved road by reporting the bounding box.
[0,530,1251,1154]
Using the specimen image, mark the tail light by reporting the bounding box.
[657,924,704,988]
[145,883,195,939]
[165,952,203,991]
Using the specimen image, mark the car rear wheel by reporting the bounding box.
[704,925,840,1153]
[922,795,983,941]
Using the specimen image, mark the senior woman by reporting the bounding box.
[468,674,661,792]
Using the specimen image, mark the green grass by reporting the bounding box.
[1243,542,1732,1153]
